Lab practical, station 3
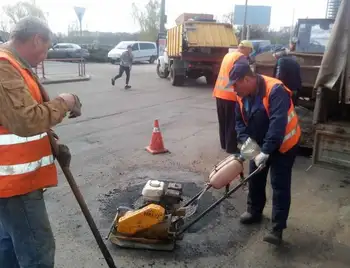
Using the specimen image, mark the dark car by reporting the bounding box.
[47,43,90,59]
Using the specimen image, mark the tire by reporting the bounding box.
[170,65,185,86]
[157,63,169,78]
[149,56,156,64]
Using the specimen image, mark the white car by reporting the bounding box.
[107,41,158,64]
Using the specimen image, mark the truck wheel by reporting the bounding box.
[170,66,185,86]
[156,63,169,78]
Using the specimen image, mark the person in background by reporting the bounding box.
[213,51,245,154]
[237,40,254,63]
[0,17,82,267]
[273,49,302,106]
[111,44,134,89]
[212,40,254,154]
[228,59,300,245]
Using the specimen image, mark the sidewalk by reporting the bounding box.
[40,74,91,85]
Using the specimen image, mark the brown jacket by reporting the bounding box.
[0,47,69,137]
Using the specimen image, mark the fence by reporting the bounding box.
[34,58,86,80]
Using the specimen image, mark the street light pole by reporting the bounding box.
[241,0,248,40]
[160,0,166,33]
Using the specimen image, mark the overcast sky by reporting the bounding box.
[0,0,328,33]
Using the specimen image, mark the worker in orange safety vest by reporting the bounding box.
[0,17,82,267]
[213,40,253,154]
[227,58,300,246]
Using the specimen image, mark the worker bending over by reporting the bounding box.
[0,17,82,267]
[213,40,253,154]
[229,58,300,245]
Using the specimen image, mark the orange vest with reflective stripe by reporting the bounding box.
[213,51,245,101]
[237,75,301,153]
[0,51,57,198]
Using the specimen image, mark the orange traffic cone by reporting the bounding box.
[145,120,169,154]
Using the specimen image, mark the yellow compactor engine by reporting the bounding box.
[117,204,165,235]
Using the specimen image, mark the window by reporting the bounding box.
[139,43,155,50]
[131,43,139,51]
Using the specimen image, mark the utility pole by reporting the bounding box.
[241,0,248,40]
[160,0,166,33]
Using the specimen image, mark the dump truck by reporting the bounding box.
[156,13,238,86]
[311,0,350,171]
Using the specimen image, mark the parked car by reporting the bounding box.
[47,43,90,59]
[107,41,157,64]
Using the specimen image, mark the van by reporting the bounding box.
[107,41,158,64]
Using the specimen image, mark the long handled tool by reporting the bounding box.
[50,138,117,268]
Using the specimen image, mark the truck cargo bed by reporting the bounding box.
[167,22,237,57]
[313,122,350,171]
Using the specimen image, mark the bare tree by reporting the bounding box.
[221,12,234,24]
[3,1,47,25]
[131,0,160,41]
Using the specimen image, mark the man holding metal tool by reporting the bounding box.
[227,58,300,245]
[0,17,82,268]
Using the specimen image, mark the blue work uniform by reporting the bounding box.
[235,75,299,231]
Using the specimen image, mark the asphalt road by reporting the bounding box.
[43,62,350,268]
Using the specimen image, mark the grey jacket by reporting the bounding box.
[120,51,133,67]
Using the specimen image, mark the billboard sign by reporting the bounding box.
[233,5,271,26]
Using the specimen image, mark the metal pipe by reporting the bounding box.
[176,165,263,237]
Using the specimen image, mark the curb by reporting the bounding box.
[41,75,91,85]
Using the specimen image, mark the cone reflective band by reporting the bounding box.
[145,120,169,154]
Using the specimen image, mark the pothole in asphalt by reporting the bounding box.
[98,169,255,261]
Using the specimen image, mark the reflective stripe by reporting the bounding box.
[287,110,296,123]
[0,155,54,176]
[283,126,298,142]
[0,133,47,146]
[153,127,160,133]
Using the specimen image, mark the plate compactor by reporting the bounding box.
[106,155,263,251]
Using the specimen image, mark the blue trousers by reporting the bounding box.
[0,190,55,268]
[247,145,298,231]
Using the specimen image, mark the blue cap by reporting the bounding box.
[226,58,251,88]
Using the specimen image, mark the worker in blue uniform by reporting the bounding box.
[226,58,301,245]
[273,49,302,106]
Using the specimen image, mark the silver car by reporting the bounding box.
[47,43,90,59]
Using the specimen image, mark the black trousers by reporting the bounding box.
[114,65,131,85]
[247,145,298,231]
[216,98,238,154]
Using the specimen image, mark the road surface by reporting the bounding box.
[42,62,350,268]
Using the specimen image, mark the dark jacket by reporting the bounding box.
[235,75,291,155]
[273,56,302,93]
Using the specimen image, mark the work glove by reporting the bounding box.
[254,152,269,168]
[58,93,82,118]
[56,144,72,168]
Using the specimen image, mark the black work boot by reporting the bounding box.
[263,229,283,245]
[239,212,262,224]
[111,78,115,86]
[125,84,131,89]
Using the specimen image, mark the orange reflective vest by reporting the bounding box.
[237,75,301,153]
[0,51,57,198]
[213,51,245,101]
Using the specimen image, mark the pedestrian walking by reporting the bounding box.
[111,44,134,89]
